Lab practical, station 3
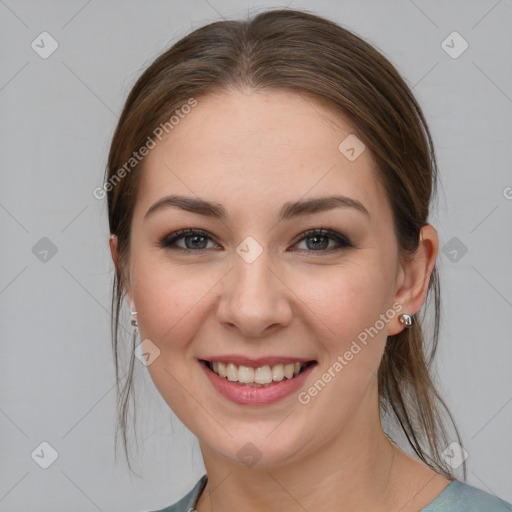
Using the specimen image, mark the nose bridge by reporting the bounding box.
[217,243,291,337]
[235,250,271,301]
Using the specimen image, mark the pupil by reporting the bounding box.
[187,236,206,249]
[307,235,328,250]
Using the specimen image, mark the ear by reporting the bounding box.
[109,234,136,311]
[109,234,120,269]
[387,224,439,336]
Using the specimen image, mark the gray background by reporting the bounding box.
[1,0,511,510]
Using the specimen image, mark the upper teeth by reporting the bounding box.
[210,361,305,384]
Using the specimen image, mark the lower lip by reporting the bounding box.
[199,361,316,405]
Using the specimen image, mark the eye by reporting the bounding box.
[159,228,220,251]
[158,227,353,254]
[292,228,353,253]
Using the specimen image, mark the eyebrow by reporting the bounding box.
[144,194,370,221]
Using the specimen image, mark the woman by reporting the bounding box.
[104,9,512,512]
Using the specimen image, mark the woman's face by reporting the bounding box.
[122,89,410,467]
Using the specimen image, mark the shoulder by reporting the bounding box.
[144,475,208,512]
[421,480,512,511]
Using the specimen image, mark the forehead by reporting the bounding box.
[136,89,387,222]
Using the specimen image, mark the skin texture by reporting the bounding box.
[110,89,451,511]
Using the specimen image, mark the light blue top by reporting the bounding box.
[147,474,512,512]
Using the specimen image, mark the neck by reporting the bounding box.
[196,395,403,512]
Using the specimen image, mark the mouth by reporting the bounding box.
[200,359,317,388]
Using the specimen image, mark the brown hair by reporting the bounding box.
[106,8,466,479]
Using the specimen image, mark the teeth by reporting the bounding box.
[238,365,254,383]
[254,366,272,384]
[272,364,284,381]
[207,360,308,385]
[284,363,295,379]
[217,361,227,378]
[226,363,238,381]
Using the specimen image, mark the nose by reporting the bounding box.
[216,248,293,338]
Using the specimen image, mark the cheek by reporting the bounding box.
[129,257,220,417]
[129,253,220,350]
[294,261,390,348]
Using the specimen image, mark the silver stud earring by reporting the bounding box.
[399,313,413,328]
[130,310,138,346]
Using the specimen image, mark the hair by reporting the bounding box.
[105,8,466,479]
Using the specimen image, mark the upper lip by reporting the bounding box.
[200,355,316,367]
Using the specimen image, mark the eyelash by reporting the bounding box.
[158,228,354,254]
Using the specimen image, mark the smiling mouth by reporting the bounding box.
[201,360,317,387]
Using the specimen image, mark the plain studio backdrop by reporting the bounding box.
[0,0,511,510]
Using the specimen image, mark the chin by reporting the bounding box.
[199,422,317,470]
